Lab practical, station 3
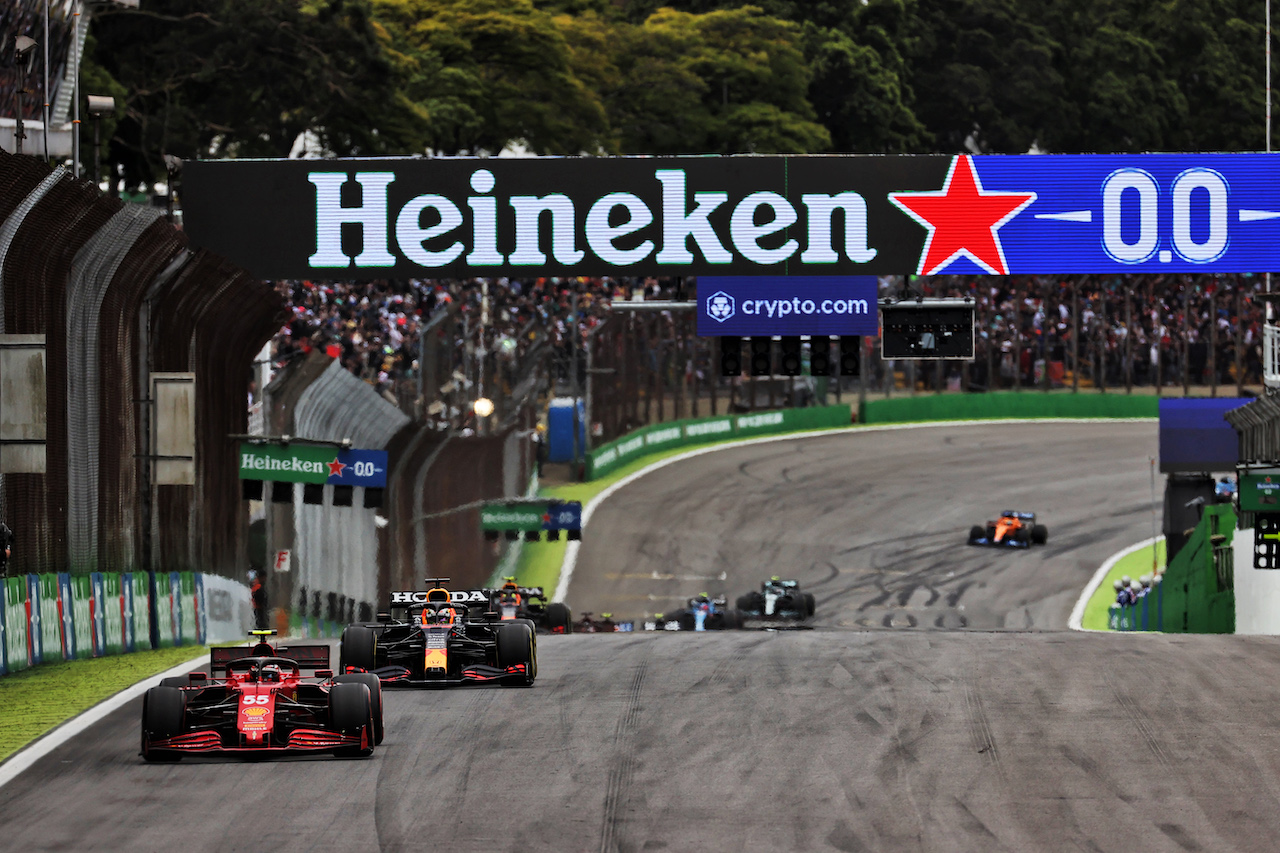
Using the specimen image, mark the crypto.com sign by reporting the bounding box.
[182,153,1280,279]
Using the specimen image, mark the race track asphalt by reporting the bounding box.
[7,421,1280,853]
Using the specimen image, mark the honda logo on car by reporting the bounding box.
[390,591,490,604]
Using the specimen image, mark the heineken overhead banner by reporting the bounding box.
[184,153,1280,279]
[238,443,388,487]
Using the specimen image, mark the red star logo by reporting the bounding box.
[888,155,1036,275]
[326,458,347,477]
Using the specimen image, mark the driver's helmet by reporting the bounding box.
[260,664,283,683]
[696,591,710,603]
[422,605,456,626]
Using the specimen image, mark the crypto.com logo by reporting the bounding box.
[707,291,735,322]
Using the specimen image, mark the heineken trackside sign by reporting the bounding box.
[238,443,389,487]
[481,502,583,531]
[1239,468,1280,512]
[184,153,1280,279]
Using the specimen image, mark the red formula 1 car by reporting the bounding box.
[139,631,383,762]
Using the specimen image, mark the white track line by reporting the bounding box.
[0,652,207,790]
[553,417,1157,603]
[1068,536,1164,632]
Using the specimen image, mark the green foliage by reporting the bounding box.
[81,0,1275,179]
[87,0,396,188]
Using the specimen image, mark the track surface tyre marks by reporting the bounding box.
[567,424,1159,632]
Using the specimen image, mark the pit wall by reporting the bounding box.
[860,392,1158,423]
[1232,528,1280,634]
[585,405,854,480]
[0,571,251,676]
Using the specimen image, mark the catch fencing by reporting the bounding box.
[0,570,250,676]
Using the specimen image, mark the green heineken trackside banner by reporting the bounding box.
[2,577,28,673]
[586,404,852,480]
[239,444,341,484]
[1239,468,1280,513]
[481,506,544,531]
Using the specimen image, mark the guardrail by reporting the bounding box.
[0,571,251,676]
[861,391,1158,423]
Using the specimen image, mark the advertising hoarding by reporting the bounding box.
[186,153,1280,279]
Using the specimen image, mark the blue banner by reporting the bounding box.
[928,154,1280,275]
[123,573,138,652]
[325,449,389,487]
[91,573,107,657]
[57,573,74,660]
[543,501,583,531]
[698,276,879,336]
[27,574,42,665]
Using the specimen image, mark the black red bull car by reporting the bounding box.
[487,578,573,633]
[139,631,382,761]
[339,580,537,687]
[967,510,1048,548]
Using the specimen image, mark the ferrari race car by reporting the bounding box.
[645,594,742,631]
[339,580,537,687]
[736,578,815,623]
[139,631,382,762]
[488,578,573,633]
[967,510,1048,548]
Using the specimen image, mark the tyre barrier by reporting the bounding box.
[0,571,251,676]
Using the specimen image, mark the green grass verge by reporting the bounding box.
[513,425,860,590]
[0,645,207,763]
[1080,540,1167,631]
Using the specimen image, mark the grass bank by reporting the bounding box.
[0,646,206,763]
[1080,541,1167,631]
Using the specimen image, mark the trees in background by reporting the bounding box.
[82,0,1273,190]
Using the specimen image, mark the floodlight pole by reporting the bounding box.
[71,1,80,178]
[42,0,49,161]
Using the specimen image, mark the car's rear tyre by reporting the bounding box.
[803,592,816,618]
[496,623,536,686]
[141,686,185,763]
[340,625,377,673]
[335,673,383,745]
[1031,524,1048,545]
[546,602,572,633]
[968,525,984,543]
[722,608,743,630]
[737,593,762,614]
[677,611,695,632]
[329,682,374,757]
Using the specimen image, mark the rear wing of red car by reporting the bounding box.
[211,644,331,673]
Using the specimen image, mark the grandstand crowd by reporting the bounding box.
[266,273,1272,413]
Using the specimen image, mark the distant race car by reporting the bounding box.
[487,578,573,633]
[574,612,634,632]
[139,630,382,761]
[339,579,537,687]
[967,510,1048,548]
[645,594,741,631]
[736,578,815,622]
